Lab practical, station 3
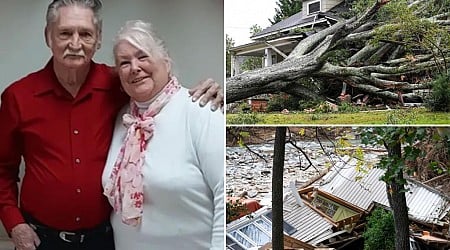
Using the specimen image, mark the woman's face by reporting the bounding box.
[115,40,170,102]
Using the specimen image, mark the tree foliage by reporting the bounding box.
[362,127,427,183]
[270,0,302,24]
[226,34,235,78]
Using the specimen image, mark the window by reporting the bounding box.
[308,1,321,15]
[312,196,339,217]
[227,216,272,248]
[230,231,254,248]
[239,223,271,246]
[227,212,298,249]
[226,236,246,250]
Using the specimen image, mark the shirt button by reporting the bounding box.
[75,217,81,222]
[73,129,79,135]
[76,188,81,193]
[75,158,81,164]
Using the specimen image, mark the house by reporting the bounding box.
[229,0,347,76]
[226,156,450,249]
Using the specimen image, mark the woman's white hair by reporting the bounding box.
[113,20,172,71]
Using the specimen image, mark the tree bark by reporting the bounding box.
[272,127,286,250]
[385,138,410,250]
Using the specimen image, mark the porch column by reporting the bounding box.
[231,54,242,76]
[264,48,273,67]
[231,53,235,77]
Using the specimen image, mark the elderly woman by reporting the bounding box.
[101,20,224,250]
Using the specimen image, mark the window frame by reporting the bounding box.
[307,0,321,15]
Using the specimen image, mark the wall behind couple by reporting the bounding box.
[0,0,224,239]
[0,0,224,92]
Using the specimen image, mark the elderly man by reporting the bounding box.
[0,1,223,250]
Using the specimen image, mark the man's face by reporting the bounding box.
[46,6,99,69]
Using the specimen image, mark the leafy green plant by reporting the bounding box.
[361,127,427,182]
[338,102,361,113]
[363,208,395,250]
[426,72,450,112]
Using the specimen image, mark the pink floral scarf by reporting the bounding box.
[104,77,181,226]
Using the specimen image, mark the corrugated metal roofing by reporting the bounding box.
[404,182,450,224]
[283,193,334,243]
[314,157,387,210]
[312,156,450,225]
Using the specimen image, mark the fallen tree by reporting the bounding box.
[227,0,450,104]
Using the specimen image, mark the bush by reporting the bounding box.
[238,102,251,113]
[426,72,450,112]
[363,208,395,250]
[338,102,361,113]
[267,94,300,112]
[298,100,321,110]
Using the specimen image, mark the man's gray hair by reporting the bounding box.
[46,0,103,32]
[113,20,173,71]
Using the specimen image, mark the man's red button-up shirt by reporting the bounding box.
[0,59,128,232]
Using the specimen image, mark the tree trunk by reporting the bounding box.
[272,127,286,250]
[385,139,410,250]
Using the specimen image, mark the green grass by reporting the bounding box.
[226,108,450,125]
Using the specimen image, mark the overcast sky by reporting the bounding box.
[225,0,277,46]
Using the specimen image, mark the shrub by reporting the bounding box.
[267,94,300,112]
[338,102,361,113]
[298,100,321,110]
[238,102,251,113]
[426,72,450,112]
[363,208,395,250]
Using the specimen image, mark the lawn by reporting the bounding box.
[226,108,450,125]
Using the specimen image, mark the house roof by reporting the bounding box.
[311,156,450,225]
[251,12,316,39]
[251,1,347,40]
[283,194,335,243]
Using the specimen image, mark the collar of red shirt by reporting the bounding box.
[33,58,115,97]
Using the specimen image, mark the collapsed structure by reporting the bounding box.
[227,156,450,250]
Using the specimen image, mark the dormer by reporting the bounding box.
[303,0,343,16]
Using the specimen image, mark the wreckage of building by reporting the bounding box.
[226,156,450,250]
